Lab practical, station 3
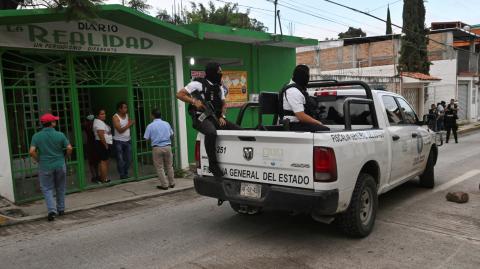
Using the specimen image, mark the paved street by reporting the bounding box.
[1,132,479,269]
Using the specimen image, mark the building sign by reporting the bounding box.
[190,70,248,107]
[222,70,248,107]
[0,19,179,55]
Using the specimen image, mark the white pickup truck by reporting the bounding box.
[193,80,442,237]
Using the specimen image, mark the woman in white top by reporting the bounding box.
[93,108,113,183]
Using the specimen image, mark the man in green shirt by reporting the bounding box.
[29,113,73,221]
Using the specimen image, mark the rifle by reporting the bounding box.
[190,91,220,125]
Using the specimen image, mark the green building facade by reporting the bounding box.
[0,5,316,203]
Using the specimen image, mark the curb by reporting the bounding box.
[458,125,480,136]
[0,185,195,227]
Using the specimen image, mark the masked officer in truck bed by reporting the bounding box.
[176,62,241,178]
[280,64,330,132]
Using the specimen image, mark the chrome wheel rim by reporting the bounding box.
[360,189,373,225]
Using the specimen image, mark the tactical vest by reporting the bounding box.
[188,78,223,118]
[279,83,317,119]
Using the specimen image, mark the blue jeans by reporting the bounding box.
[38,165,66,214]
[114,140,132,178]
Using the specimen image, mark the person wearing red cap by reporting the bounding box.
[29,113,73,222]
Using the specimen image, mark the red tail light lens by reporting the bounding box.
[314,90,337,97]
[195,141,201,169]
[313,147,337,182]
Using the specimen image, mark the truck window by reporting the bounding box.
[315,96,373,126]
[382,95,403,124]
[396,97,418,124]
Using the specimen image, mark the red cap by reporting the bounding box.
[40,113,60,123]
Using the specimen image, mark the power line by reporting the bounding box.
[365,0,402,14]
[285,0,386,34]
[323,0,477,55]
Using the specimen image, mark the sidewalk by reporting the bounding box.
[0,176,194,227]
[458,121,480,135]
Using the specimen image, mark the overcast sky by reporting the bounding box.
[105,0,478,40]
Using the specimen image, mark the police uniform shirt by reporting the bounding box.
[283,80,305,123]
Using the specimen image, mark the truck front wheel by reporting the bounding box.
[336,173,378,238]
[419,149,435,188]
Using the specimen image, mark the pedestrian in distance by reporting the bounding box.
[144,109,175,190]
[93,108,113,183]
[29,113,73,221]
[436,101,445,131]
[112,101,135,179]
[176,62,242,178]
[279,64,330,132]
[445,103,458,143]
[427,103,438,132]
[82,114,100,183]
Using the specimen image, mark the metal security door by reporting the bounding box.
[458,83,469,121]
[130,56,178,179]
[402,88,420,113]
[1,51,80,202]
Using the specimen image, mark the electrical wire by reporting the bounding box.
[323,0,478,55]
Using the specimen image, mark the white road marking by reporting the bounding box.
[433,169,480,193]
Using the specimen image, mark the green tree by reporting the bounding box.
[398,0,430,74]
[0,0,23,9]
[10,1,103,20]
[127,0,151,13]
[184,1,267,32]
[386,6,392,35]
[338,27,366,39]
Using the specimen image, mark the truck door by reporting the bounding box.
[381,95,414,183]
[395,97,430,175]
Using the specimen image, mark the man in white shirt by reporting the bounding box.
[112,101,135,179]
[176,62,241,177]
[280,65,329,132]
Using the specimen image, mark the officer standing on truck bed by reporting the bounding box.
[176,62,241,177]
[280,64,330,132]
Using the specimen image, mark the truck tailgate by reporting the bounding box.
[200,131,315,189]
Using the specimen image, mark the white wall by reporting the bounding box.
[426,59,457,108]
[0,68,15,202]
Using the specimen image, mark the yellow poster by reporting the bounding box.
[221,70,248,107]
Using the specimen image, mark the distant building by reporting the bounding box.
[297,22,480,122]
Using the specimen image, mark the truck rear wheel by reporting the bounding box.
[230,202,261,215]
[336,173,378,238]
[419,149,435,188]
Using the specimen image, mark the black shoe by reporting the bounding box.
[169,184,175,188]
[47,212,56,222]
[58,210,65,216]
[157,186,168,190]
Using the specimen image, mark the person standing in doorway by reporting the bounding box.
[82,114,100,183]
[29,113,73,221]
[445,102,459,143]
[112,101,135,179]
[144,109,175,190]
[176,62,241,178]
[93,108,113,183]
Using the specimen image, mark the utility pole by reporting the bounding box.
[274,0,278,34]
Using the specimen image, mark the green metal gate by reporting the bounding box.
[1,50,178,202]
[130,56,179,179]
[1,51,80,202]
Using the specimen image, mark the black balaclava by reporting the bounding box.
[205,62,222,84]
[292,64,310,89]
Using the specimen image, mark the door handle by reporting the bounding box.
[392,135,400,141]
[411,133,418,138]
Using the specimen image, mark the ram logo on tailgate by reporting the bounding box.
[243,147,254,161]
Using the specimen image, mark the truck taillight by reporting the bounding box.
[195,141,201,169]
[313,147,337,182]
